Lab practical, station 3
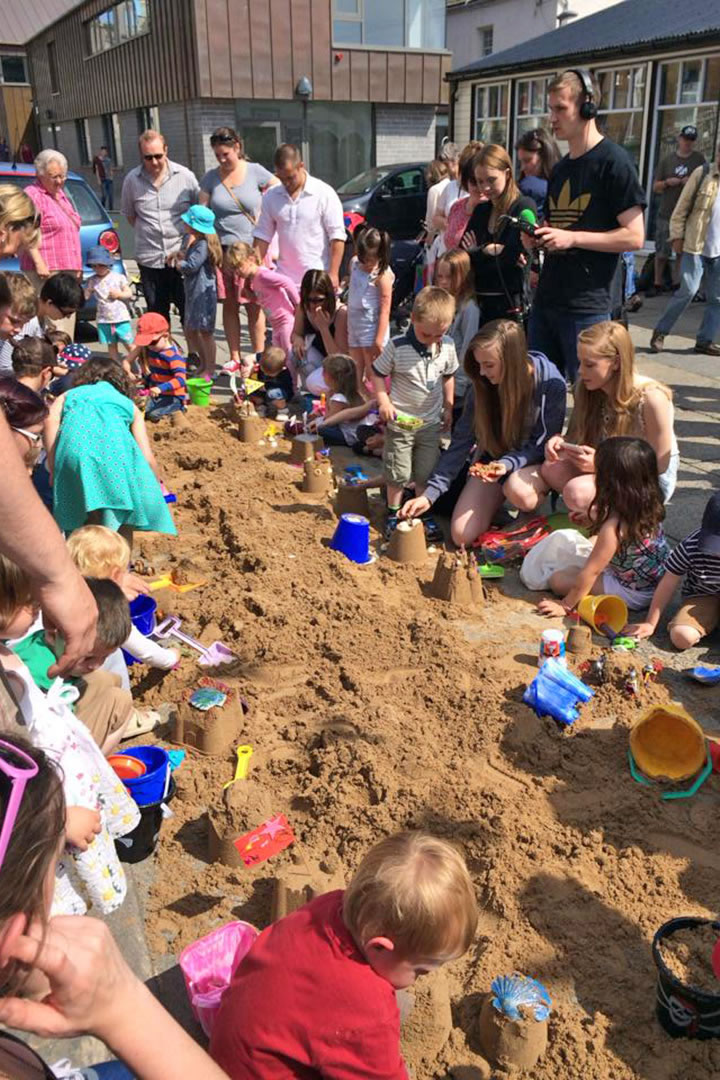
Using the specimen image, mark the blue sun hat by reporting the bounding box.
[181,204,217,234]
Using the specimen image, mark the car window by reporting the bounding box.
[385,169,425,197]
[0,174,107,227]
[337,166,396,196]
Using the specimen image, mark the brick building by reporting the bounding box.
[25,0,451,190]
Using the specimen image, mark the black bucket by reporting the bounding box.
[652,916,720,1038]
[116,776,176,864]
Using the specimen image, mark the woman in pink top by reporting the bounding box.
[19,149,82,336]
[226,242,300,361]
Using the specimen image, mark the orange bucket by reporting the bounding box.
[630,704,707,782]
[109,753,147,782]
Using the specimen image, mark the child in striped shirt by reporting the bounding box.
[627,491,720,649]
[371,287,457,536]
[132,311,187,422]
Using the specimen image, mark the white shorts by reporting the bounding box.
[601,571,655,611]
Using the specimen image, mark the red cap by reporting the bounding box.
[135,311,170,346]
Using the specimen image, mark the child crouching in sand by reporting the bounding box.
[537,436,669,618]
[210,831,477,1078]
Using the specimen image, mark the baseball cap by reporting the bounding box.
[135,311,170,346]
[697,492,720,555]
[86,245,114,267]
[679,125,698,140]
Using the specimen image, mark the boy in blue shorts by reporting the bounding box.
[85,245,134,365]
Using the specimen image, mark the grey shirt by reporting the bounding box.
[121,159,200,268]
[200,163,275,246]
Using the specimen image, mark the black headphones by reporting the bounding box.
[566,68,598,120]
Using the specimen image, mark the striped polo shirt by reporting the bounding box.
[373,327,458,424]
[147,344,187,399]
[664,529,720,596]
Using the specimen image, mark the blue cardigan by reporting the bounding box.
[424,350,566,505]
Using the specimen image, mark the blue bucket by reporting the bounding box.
[122,745,170,806]
[329,513,372,564]
[122,595,158,666]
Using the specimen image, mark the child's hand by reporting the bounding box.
[624,621,655,640]
[469,460,507,482]
[399,495,431,519]
[370,341,383,362]
[66,806,102,851]
[149,387,161,398]
[537,597,568,618]
[378,398,396,424]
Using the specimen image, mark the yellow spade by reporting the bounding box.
[223,745,253,789]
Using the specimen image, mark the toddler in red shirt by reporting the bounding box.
[210,831,478,1079]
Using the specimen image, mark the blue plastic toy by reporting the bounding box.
[523,657,594,726]
[189,687,227,711]
[344,465,369,483]
[329,513,373,564]
[490,974,551,1022]
[687,665,720,685]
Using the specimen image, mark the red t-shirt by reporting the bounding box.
[210,890,409,1079]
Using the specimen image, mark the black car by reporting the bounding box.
[338,162,428,241]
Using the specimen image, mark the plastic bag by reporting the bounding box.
[179,920,258,1036]
[519,528,594,591]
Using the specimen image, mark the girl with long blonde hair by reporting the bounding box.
[400,319,566,545]
[434,249,480,415]
[541,321,678,516]
[461,144,537,325]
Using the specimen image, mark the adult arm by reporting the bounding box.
[423,389,477,505]
[0,916,230,1080]
[534,204,645,253]
[120,175,136,227]
[641,385,675,476]
[328,239,345,289]
[253,191,277,256]
[323,190,347,288]
[130,407,160,477]
[0,414,97,676]
[497,365,566,474]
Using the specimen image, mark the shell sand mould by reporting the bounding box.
[172,691,247,757]
[430,549,485,605]
[478,994,548,1071]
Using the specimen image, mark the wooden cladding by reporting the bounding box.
[28,0,198,122]
[194,0,449,104]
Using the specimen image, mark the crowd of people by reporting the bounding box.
[0,64,718,1079]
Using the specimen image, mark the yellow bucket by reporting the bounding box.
[630,704,707,782]
[578,594,628,635]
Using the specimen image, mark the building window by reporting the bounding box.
[478,26,493,57]
[332,0,445,50]
[654,55,720,169]
[0,55,29,84]
[473,81,508,145]
[87,0,150,56]
[514,74,556,143]
[75,119,91,165]
[136,105,159,134]
[101,113,123,167]
[596,64,647,167]
[47,41,59,94]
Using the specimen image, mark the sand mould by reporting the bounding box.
[131,412,720,1079]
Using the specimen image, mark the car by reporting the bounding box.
[337,162,429,241]
[0,163,125,319]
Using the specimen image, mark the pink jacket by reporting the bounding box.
[249,266,300,323]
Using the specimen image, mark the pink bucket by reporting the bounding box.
[179,920,259,1036]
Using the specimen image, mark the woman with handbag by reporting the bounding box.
[199,127,279,375]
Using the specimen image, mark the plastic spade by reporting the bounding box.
[687,665,720,685]
[153,615,211,659]
[223,745,253,789]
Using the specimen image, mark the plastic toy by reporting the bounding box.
[394,413,423,431]
[223,745,253,790]
[476,516,551,562]
[687,664,720,685]
[179,921,259,1037]
[154,615,210,658]
[233,813,295,867]
[329,513,374,565]
[642,660,663,685]
[578,594,628,635]
[539,628,566,667]
[624,667,639,698]
[168,749,186,772]
[190,687,227,711]
[160,481,177,504]
[477,562,505,579]
[490,974,552,1022]
[653,917,720,1038]
[199,642,237,667]
[148,574,207,594]
[523,657,594,726]
[109,754,147,781]
[344,464,369,483]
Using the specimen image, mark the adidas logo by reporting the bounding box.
[550,180,591,227]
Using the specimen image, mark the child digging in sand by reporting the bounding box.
[372,287,458,537]
[210,831,478,1078]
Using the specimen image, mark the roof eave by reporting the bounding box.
[446,27,720,82]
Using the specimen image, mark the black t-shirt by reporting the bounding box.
[536,138,647,313]
[467,194,537,297]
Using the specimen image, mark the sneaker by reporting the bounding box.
[649,331,664,354]
[644,285,662,298]
[384,512,399,541]
[695,341,720,356]
[123,707,162,739]
[222,358,242,374]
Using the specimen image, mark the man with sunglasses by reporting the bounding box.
[120,129,200,324]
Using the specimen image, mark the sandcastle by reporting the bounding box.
[302,457,334,495]
[207,778,274,868]
[172,690,246,756]
[430,549,485,606]
[386,519,427,564]
[289,433,324,465]
[477,994,548,1071]
[334,482,370,518]
[237,400,264,444]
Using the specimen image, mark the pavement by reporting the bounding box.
[25,277,720,1071]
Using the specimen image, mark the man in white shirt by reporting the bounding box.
[254,144,346,288]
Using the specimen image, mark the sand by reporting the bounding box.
[659,923,720,994]
[132,404,720,1078]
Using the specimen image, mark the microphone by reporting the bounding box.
[499,207,539,237]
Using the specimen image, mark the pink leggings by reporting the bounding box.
[270,312,295,358]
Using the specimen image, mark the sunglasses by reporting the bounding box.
[307,294,327,304]
[210,136,237,146]
[50,301,76,317]
[143,153,165,162]
[0,740,38,872]
[11,426,42,444]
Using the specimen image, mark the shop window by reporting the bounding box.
[473,82,508,146]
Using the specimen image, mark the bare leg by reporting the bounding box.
[670,624,703,650]
[197,330,216,378]
[504,464,548,513]
[246,302,265,357]
[540,458,581,495]
[222,295,242,368]
[108,342,120,363]
[562,474,597,515]
[548,567,582,595]
[450,475,506,547]
[386,482,403,509]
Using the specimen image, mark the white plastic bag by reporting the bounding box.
[520,528,594,591]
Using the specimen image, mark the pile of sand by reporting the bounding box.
[131,406,720,1078]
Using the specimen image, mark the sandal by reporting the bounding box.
[122,708,162,740]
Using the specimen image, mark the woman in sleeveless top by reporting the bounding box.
[290,269,349,395]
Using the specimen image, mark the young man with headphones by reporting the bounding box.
[523,68,646,382]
